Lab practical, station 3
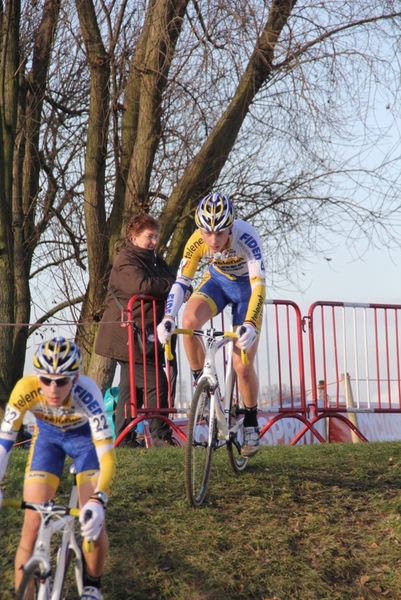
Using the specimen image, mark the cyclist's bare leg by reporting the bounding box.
[232,338,259,409]
[182,298,214,370]
[15,482,55,590]
[78,480,109,579]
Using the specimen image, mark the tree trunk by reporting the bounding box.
[0,0,19,405]
[0,0,60,405]
[85,0,188,384]
[88,350,116,394]
[75,0,111,370]
[12,0,61,378]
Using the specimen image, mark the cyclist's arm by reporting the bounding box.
[0,378,34,480]
[78,376,117,493]
[164,274,193,318]
[233,222,266,331]
[244,258,266,331]
[0,421,18,482]
[164,231,205,318]
[91,435,117,494]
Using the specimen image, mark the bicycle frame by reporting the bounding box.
[167,326,247,442]
[3,471,84,600]
[27,502,82,600]
[201,330,240,444]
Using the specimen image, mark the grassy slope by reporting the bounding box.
[2,442,401,599]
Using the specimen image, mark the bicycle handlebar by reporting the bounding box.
[3,499,80,516]
[2,499,25,509]
[164,327,249,365]
[2,499,94,552]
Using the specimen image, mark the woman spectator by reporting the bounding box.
[95,214,177,447]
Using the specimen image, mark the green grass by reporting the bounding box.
[3,442,401,599]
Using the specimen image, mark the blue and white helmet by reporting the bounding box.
[195,192,234,232]
[33,337,83,375]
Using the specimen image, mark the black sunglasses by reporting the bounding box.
[39,376,73,388]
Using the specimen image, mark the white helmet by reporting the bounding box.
[195,192,234,232]
[33,337,83,375]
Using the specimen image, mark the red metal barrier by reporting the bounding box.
[114,294,186,447]
[306,302,401,442]
[257,300,326,445]
[113,296,401,448]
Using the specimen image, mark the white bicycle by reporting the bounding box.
[3,465,91,600]
[166,327,249,507]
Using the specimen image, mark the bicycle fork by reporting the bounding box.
[52,516,83,599]
[204,381,233,444]
[203,351,231,444]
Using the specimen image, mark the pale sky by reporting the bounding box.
[277,85,401,315]
[279,244,401,315]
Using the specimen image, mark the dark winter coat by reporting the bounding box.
[95,241,176,363]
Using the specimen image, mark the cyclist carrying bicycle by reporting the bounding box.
[158,192,266,457]
[0,337,117,600]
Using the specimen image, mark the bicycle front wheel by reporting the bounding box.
[226,377,249,473]
[15,560,45,600]
[185,379,215,507]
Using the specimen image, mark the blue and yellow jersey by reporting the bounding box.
[165,219,266,330]
[0,374,116,492]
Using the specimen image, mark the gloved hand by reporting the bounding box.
[157,316,176,344]
[236,323,258,351]
[79,501,105,541]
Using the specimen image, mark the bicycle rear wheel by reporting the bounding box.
[226,377,248,473]
[15,560,44,600]
[185,378,215,507]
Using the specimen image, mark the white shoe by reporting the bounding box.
[242,426,260,457]
[81,586,104,600]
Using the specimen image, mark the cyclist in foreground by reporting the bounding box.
[158,192,266,457]
[0,337,117,600]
